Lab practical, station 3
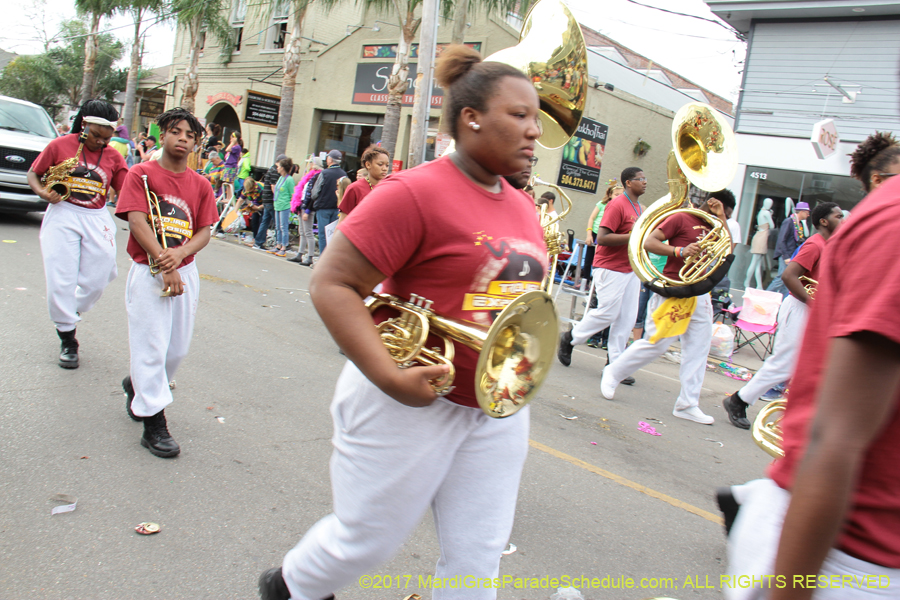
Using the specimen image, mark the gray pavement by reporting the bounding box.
[0,209,774,600]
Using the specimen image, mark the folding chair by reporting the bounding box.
[732,287,782,361]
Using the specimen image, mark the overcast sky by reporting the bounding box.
[3,0,745,101]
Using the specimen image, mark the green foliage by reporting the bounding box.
[0,18,124,117]
[170,0,236,65]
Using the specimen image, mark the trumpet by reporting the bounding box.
[141,174,177,297]
[41,135,86,201]
[799,275,818,299]
[529,174,573,294]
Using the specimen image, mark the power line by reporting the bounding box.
[622,0,745,40]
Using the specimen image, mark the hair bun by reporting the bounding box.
[435,45,483,89]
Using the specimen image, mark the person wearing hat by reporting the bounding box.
[768,199,809,298]
[309,149,347,254]
[251,153,287,250]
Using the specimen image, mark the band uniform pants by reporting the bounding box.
[282,362,529,600]
[39,201,118,332]
[605,293,713,411]
[726,478,899,599]
[570,268,640,363]
[125,262,199,417]
[739,295,809,405]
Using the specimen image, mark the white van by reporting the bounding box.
[0,95,58,213]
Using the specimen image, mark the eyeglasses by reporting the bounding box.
[528,156,539,166]
[877,173,898,179]
[629,177,647,182]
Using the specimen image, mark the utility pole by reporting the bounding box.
[407,0,439,169]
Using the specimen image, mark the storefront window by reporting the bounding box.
[731,166,866,290]
[316,121,383,179]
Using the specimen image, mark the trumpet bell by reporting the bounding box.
[484,0,587,149]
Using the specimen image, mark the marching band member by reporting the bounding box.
[259,45,546,600]
[27,100,129,369]
[723,202,843,429]
[723,132,900,599]
[557,167,647,387]
[600,190,736,425]
[115,108,218,458]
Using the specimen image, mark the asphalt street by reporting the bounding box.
[0,209,773,600]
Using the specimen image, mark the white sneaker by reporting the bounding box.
[600,367,617,400]
[673,406,714,425]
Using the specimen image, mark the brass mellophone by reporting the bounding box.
[141,174,177,297]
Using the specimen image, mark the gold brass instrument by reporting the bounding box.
[141,174,177,298]
[366,291,558,418]
[799,275,818,299]
[752,400,785,458]
[628,103,738,292]
[41,136,86,201]
[530,174,573,294]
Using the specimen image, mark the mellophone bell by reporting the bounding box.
[364,0,588,418]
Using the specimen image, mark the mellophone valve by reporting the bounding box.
[141,174,177,297]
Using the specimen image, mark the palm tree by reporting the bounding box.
[119,0,166,136]
[74,0,121,104]
[171,0,234,113]
[273,0,311,157]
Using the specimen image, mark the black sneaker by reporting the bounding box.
[716,487,741,536]
[141,410,180,458]
[57,329,79,369]
[621,376,635,386]
[557,330,574,367]
[123,376,142,421]
[723,392,751,429]
[258,567,290,600]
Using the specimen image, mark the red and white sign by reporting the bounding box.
[811,119,839,159]
[434,132,452,157]
[206,92,243,107]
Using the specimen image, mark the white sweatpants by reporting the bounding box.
[282,362,530,600]
[739,295,809,405]
[39,201,117,332]
[726,478,899,600]
[570,268,640,363]
[125,262,200,417]
[606,293,713,411]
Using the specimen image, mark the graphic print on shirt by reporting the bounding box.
[64,163,110,208]
[151,193,194,249]
[463,231,546,325]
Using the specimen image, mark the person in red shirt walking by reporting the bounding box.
[27,100,129,369]
[557,167,647,386]
[722,131,900,599]
[115,108,218,459]
[337,145,390,221]
[258,45,545,600]
[723,202,843,429]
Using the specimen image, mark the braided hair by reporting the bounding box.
[849,132,900,192]
[157,107,204,140]
[71,100,119,134]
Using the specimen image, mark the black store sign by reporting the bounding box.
[557,117,608,194]
[352,63,444,108]
[244,91,280,127]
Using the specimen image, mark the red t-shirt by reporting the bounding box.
[657,212,711,280]
[592,193,642,272]
[31,133,128,210]
[339,155,547,408]
[769,175,900,568]
[338,178,372,216]
[789,233,826,300]
[114,161,218,270]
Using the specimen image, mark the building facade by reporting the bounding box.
[163,2,731,235]
[707,0,900,290]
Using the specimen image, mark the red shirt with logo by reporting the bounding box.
[339,155,547,408]
[657,212,712,280]
[338,178,372,216]
[114,161,218,270]
[769,175,900,568]
[31,133,128,210]
[592,193,642,272]
[789,233,826,300]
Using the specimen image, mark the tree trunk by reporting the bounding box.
[80,12,101,104]
[275,5,306,158]
[450,0,468,45]
[180,16,203,113]
[121,8,143,137]
[381,5,421,169]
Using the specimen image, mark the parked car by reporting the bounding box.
[0,95,58,213]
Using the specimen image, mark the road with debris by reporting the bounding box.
[0,209,773,600]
